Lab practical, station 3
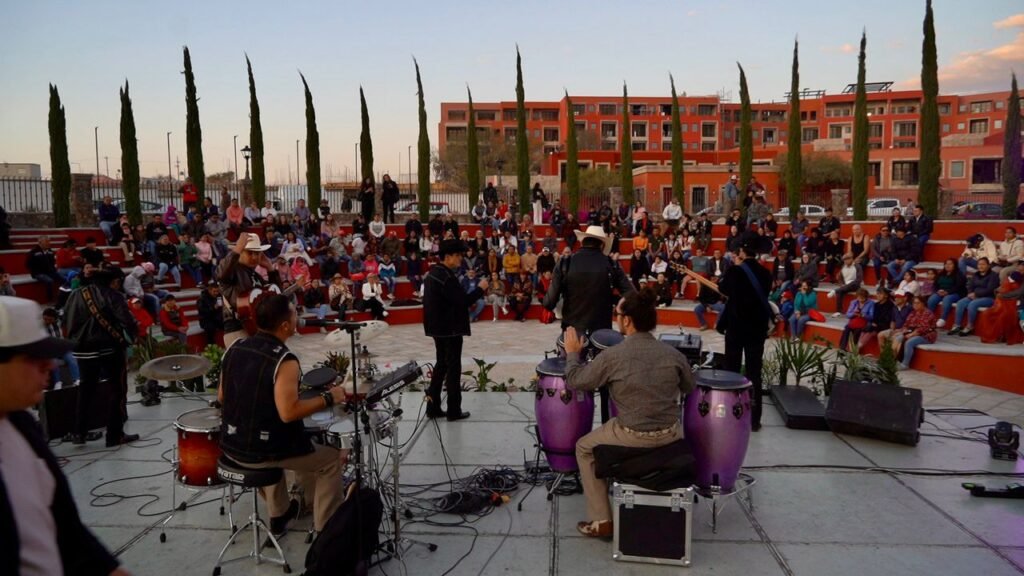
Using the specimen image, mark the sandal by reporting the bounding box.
[576,520,613,539]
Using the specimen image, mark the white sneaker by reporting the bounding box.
[53,381,63,390]
[657,304,667,308]
[827,290,836,299]
[936,319,946,328]
[382,311,389,318]
[502,306,509,315]
[832,312,842,318]
[492,317,497,322]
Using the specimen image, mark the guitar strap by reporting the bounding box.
[81,286,129,347]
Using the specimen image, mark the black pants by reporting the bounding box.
[363,298,386,320]
[724,335,765,427]
[76,350,127,440]
[427,337,464,415]
[383,202,396,224]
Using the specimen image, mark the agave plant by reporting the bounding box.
[462,357,499,392]
[773,338,830,387]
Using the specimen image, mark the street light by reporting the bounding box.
[233,135,239,183]
[354,143,359,183]
[166,132,173,183]
[407,145,412,195]
[241,145,252,181]
[296,139,301,185]
[94,126,100,177]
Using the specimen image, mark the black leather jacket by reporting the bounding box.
[63,283,138,352]
[543,247,635,332]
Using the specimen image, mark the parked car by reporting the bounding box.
[846,198,901,218]
[953,202,1002,219]
[396,201,451,215]
[774,205,826,219]
[949,200,971,215]
[93,197,164,216]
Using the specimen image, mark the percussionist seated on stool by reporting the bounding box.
[563,287,696,538]
[217,293,348,537]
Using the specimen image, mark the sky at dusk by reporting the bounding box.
[2,0,1022,183]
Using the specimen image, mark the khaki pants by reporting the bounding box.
[244,444,346,532]
[575,418,681,523]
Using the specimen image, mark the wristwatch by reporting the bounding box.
[320,390,334,408]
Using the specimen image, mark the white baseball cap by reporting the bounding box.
[0,297,73,358]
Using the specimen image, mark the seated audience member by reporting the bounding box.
[772,249,794,294]
[128,297,155,337]
[995,227,1023,281]
[563,288,695,538]
[628,249,649,290]
[886,227,920,286]
[80,237,107,267]
[328,274,354,317]
[302,279,329,321]
[694,279,725,331]
[977,260,1024,345]
[654,273,674,308]
[822,231,845,281]
[462,268,486,322]
[509,271,534,322]
[360,274,389,320]
[907,204,933,248]
[859,287,894,351]
[159,295,189,346]
[485,272,508,321]
[0,266,15,296]
[42,306,79,387]
[959,234,998,276]
[898,295,937,370]
[218,294,346,537]
[55,239,83,280]
[847,224,870,269]
[378,254,397,298]
[927,258,967,328]
[788,280,818,340]
[838,288,874,352]
[896,270,921,298]
[794,253,820,290]
[244,201,262,225]
[949,257,999,337]
[225,199,244,232]
[827,253,862,314]
[197,282,224,346]
[878,290,914,352]
[406,251,424,298]
[870,226,894,287]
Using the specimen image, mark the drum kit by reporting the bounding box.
[530,328,756,530]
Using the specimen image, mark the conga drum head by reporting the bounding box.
[174,407,221,433]
[694,369,751,391]
[536,357,567,377]
[590,328,624,351]
[555,332,589,355]
[303,366,338,389]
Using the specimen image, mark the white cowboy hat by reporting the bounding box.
[241,234,271,252]
[573,225,613,255]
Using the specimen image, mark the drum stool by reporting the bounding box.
[212,456,291,575]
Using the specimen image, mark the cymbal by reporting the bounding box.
[140,354,212,381]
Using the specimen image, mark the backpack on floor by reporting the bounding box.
[540,307,556,324]
[304,486,384,576]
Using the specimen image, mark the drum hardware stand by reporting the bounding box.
[694,472,756,534]
[518,423,581,506]
[159,445,239,543]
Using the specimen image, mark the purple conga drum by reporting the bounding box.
[590,329,625,417]
[534,357,595,473]
[683,369,752,492]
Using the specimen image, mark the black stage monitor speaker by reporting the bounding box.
[825,380,922,446]
[37,381,110,441]
[770,385,828,430]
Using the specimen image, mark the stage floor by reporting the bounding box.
[55,323,1024,576]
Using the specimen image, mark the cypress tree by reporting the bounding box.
[670,74,684,207]
[466,85,481,207]
[515,47,530,211]
[300,73,322,209]
[918,0,940,217]
[1003,73,1022,219]
[786,40,803,220]
[119,81,141,225]
[851,31,870,220]
[565,91,580,216]
[620,83,634,204]
[183,46,205,197]
[738,63,753,208]
[47,84,71,227]
[359,87,374,198]
[415,58,431,222]
[246,55,266,206]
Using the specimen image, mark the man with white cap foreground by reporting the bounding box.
[544,225,634,422]
[0,296,131,575]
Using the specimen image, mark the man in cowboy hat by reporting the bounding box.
[216,231,279,348]
[544,225,634,422]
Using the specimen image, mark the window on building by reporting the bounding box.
[950,160,965,178]
[601,141,617,151]
[590,122,597,130]
[959,104,967,113]
[447,110,466,121]
[894,121,917,138]
[892,101,919,114]
[701,123,717,138]
[630,104,648,116]
[868,123,883,138]
[762,128,776,144]
[631,122,647,138]
[810,111,817,121]
[869,161,881,186]
[801,111,808,121]
[734,110,742,122]
[969,119,989,134]
[970,101,993,114]
[651,142,659,150]
[697,104,716,116]
[957,122,965,130]
[894,141,916,148]
[571,104,585,116]
[691,123,699,132]
[892,161,919,186]
[872,105,887,115]
[802,127,819,142]
[868,142,882,150]
[543,128,559,142]
[446,126,467,140]
[477,110,497,121]
[533,129,541,138]
[753,130,759,139]
[828,124,846,139]
[662,141,672,151]
[701,142,717,151]
[662,122,673,138]
[503,109,517,121]
[734,128,740,141]
[599,104,617,116]
[996,100,1005,110]
[995,119,1003,130]
[691,143,700,150]
[601,122,617,139]
[660,104,673,116]
[504,127,517,141]
[942,124,950,133]
[938,103,951,115]
[631,141,647,151]
[972,159,1001,184]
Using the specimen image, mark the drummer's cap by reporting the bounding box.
[438,239,468,258]
[242,234,271,252]
[0,296,73,360]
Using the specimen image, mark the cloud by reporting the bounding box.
[897,13,1024,92]
[821,43,856,54]
[687,9,698,17]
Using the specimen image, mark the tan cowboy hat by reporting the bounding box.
[241,233,271,252]
[573,225,613,255]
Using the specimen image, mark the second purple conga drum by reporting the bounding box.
[683,369,752,492]
[590,329,625,417]
[534,357,595,473]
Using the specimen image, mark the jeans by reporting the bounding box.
[900,335,928,368]
[427,336,464,415]
[33,272,62,301]
[99,220,116,243]
[916,233,930,248]
[145,240,158,260]
[725,335,765,427]
[958,257,977,276]
[790,314,813,338]
[51,351,81,384]
[486,294,506,317]
[307,304,329,320]
[694,302,725,328]
[468,299,485,321]
[872,257,888,283]
[953,297,994,327]
[181,263,203,286]
[379,276,396,295]
[886,260,916,282]
[409,275,422,294]
[157,263,181,285]
[57,267,79,282]
[839,326,863,351]
[927,293,961,322]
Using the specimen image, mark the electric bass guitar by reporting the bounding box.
[668,263,781,334]
[231,276,308,335]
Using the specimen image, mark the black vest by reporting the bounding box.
[220,333,312,463]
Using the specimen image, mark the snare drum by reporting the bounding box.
[324,408,393,450]
[174,407,223,486]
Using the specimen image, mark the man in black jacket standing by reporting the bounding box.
[543,226,634,421]
[719,241,774,430]
[381,173,400,224]
[0,296,130,576]
[423,239,488,421]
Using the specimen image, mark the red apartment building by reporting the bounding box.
[439,84,1023,213]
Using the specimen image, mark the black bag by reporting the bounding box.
[304,486,384,576]
[593,439,696,492]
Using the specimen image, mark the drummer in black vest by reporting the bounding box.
[543,225,634,422]
[218,293,346,537]
[563,287,695,538]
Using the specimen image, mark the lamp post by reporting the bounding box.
[407,145,412,195]
[296,139,301,185]
[241,145,253,207]
[354,143,359,183]
[241,145,252,181]
[94,126,100,177]
[166,131,173,184]
[104,156,109,177]
[233,135,239,183]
